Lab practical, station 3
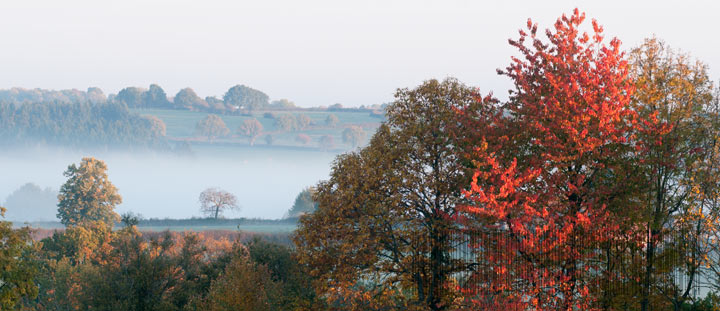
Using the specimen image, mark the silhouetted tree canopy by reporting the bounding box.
[223,85,269,111]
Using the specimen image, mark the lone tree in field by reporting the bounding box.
[196,114,230,142]
[238,118,263,146]
[342,126,365,148]
[57,157,122,229]
[199,188,239,219]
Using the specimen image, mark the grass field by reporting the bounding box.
[139,224,297,233]
[131,108,383,150]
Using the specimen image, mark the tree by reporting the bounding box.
[143,115,167,137]
[295,78,487,310]
[238,118,263,146]
[318,135,334,150]
[627,37,718,311]
[269,99,296,109]
[460,10,642,310]
[342,126,365,148]
[223,85,269,111]
[205,96,226,113]
[86,87,107,103]
[115,87,145,108]
[246,238,320,309]
[203,256,280,311]
[295,134,310,145]
[296,114,311,130]
[325,114,339,127]
[2,183,58,222]
[57,157,122,229]
[286,188,317,218]
[175,87,209,110]
[196,114,230,141]
[0,207,39,309]
[274,114,297,132]
[199,188,239,219]
[143,84,171,108]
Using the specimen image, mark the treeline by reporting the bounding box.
[0,101,167,149]
[0,87,107,104]
[0,85,387,115]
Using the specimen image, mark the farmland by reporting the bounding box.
[131,108,383,150]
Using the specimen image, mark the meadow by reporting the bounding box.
[131,108,383,150]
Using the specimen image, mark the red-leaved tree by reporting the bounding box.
[459,9,645,310]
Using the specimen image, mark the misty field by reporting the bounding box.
[132,108,382,149]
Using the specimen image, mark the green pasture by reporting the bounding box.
[131,108,382,149]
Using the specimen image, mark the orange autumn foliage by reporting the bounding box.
[459,9,653,310]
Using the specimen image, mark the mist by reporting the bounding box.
[0,145,338,221]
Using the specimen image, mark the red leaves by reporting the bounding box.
[459,9,642,310]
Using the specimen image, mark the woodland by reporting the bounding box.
[3,9,720,311]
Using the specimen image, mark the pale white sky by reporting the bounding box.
[0,0,717,107]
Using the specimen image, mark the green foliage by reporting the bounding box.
[295,78,481,310]
[116,86,146,107]
[142,84,171,109]
[0,207,39,309]
[203,255,281,311]
[286,188,317,218]
[0,87,106,104]
[246,238,319,310]
[680,293,720,311]
[0,101,167,149]
[57,157,122,229]
[223,85,269,111]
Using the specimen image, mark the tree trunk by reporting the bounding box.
[641,226,655,311]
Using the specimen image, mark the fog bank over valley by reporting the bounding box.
[0,146,337,221]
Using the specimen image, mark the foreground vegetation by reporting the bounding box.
[4,9,720,311]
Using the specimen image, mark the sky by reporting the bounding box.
[0,0,717,107]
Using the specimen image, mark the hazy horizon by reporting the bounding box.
[0,146,338,221]
[0,0,717,107]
